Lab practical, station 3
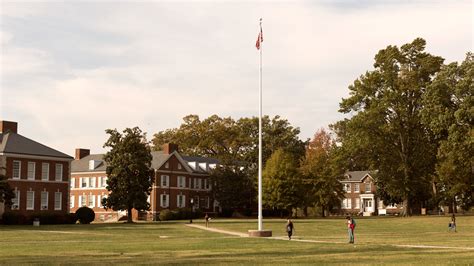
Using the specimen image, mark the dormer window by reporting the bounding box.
[177,164,182,170]
[165,162,169,169]
[89,160,101,170]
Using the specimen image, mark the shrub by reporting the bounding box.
[1,212,77,225]
[1,212,28,225]
[159,209,173,221]
[76,207,95,224]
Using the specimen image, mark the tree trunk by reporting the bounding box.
[402,198,411,217]
[321,206,325,218]
[127,206,133,223]
[303,206,308,217]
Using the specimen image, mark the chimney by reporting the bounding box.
[75,148,90,160]
[162,143,178,154]
[0,121,18,134]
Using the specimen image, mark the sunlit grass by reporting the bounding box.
[0,216,473,264]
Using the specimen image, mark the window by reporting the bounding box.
[178,176,186,188]
[41,191,48,210]
[161,175,169,187]
[55,164,63,181]
[97,195,102,208]
[165,162,169,168]
[204,179,209,190]
[177,194,186,208]
[365,182,371,193]
[343,183,351,193]
[90,177,96,188]
[70,196,75,209]
[80,195,86,206]
[194,178,201,189]
[178,164,182,170]
[27,162,36,180]
[205,196,210,208]
[12,161,21,179]
[342,198,351,209]
[70,178,75,189]
[194,196,200,208]
[11,190,20,210]
[41,163,49,181]
[54,192,62,210]
[81,178,88,188]
[88,193,95,208]
[355,198,360,209]
[354,183,359,193]
[102,177,107,188]
[27,191,35,210]
[160,194,169,207]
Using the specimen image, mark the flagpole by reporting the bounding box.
[258,17,263,232]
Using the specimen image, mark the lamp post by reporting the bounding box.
[190,198,194,224]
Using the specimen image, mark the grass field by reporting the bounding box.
[0,216,473,265]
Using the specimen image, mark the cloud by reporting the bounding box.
[1,1,472,154]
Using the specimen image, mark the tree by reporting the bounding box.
[336,38,444,216]
[299,129,345,217]
[209,165,254,212]
[0,167,15,208]
[262,149,304,217]
[102,127,154,223]
[421,53,474,211]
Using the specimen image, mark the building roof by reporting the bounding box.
[0,132,73,160]
[343,170,376,182]
[71,150,218,174]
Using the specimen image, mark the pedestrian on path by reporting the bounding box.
[286,219,294,240]
[449,213,456,232]
[205,213,210,228]
[347,216,355,243]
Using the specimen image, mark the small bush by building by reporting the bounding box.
[1,212,77,225]
[76,207,95,224]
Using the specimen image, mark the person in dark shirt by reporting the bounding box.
[286,219,294,240]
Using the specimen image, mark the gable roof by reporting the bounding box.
[343,170,377,182]
[71,154,106,172]
[0,132,73,160]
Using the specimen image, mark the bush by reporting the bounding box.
[159,209,173,221]
[1,212,77,225]
[159,208,203,221]
[76,207,95,224]
[1,212,28,225]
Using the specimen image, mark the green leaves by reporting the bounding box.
[102,127,154,222]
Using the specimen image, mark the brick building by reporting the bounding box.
[0,121,73,218]
[70,143,217,221]
[341,171,401,216]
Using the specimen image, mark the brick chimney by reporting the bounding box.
[75,148,90,160]
[162,143,178,154]
[0,121,18,134]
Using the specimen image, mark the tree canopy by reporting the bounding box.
[0,167,14,207]
[335,38,444,215]
[102,127,154,223]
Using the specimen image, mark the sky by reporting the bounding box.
[1,0,472,155]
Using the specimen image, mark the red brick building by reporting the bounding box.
[0,121,73,218]
[70,143,216,221]
[341,171,401,216]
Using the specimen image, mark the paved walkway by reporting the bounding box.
[185,224,474,251]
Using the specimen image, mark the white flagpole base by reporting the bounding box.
[248,230,272,237]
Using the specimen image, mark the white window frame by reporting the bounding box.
[27,191,35,210]
[41,191,48,210]
[178,176,186,188]
[161,175,169,187]
[178,164,182,170]
[165,162,169,169]
[41,163,49,181]
[194,196,200,208]
[342,198,352,209]
[90,177,96,188]
[12,160,21,179]
[97,195,102,208]
[54,192,62,210]
[70,178,75,189]
[81,177,89,188]
[204,179,208,190]
[70,196,75,209]
[160,194,169,208]
[102,176,107,188]
[88,193,95,208]
[365,182,371,193]
[177,194,186,208]
[55,164,63,181]
[11,190,20,210]
[27,162,36,180]
[206,196,210,208]
[354,183,359,193]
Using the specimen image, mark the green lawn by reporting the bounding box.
[0,216,473,265]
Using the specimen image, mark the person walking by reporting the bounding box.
[347,216,355,243]
[204,213,210,228]
[449,214,456,232]
[286,219,294,240]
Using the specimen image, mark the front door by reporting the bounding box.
[364,199,373,212]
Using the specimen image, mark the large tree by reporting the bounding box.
[102,127,154,223]
[152,114,306,167]
[262,149,304,217]
[209,165,254,212]
[421,53,474,211]
[0,167,15,208]
[299,129,345,217]
[335,38,444,215]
